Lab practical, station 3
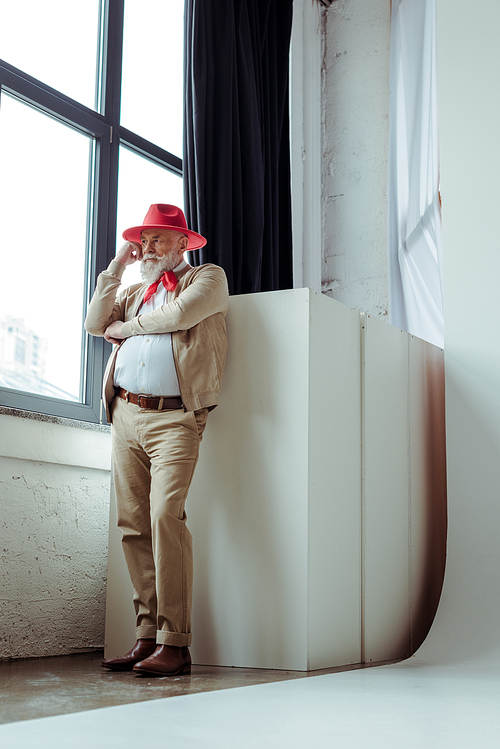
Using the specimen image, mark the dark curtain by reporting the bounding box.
[183,0,294,295]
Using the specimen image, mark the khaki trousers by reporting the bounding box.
[111,396,208,647]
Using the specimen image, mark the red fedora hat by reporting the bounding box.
[122,204,207,250]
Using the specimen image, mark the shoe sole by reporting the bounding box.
[133,665,191,677]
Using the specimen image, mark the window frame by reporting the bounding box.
[0,0,183,423]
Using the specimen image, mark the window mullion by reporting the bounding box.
[0,61,109,138]
[100,0,125,267]
[119,127,183,176]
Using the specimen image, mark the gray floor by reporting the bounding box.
[0,651,383,726]
[2,657,500,749]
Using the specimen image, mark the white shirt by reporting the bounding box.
[113,261,188,396]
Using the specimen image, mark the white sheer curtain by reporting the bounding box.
[388,0,444,348]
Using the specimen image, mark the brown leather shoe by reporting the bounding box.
[133,645,191,676]
[101,639,157,671]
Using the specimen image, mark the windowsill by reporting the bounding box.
[0,405,110,433]
[0,406,111,471]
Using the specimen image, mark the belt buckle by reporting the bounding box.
[137,394,146,408]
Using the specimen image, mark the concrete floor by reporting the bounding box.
[0,650,379,726]
[1,655,500,749]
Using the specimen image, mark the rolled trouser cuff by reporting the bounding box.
[136,625,157,640]
[157,630,192,647]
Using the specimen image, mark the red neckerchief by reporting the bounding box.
[143,270,178,303]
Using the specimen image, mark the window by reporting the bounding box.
[14,339,26,366]
[0,0,184,422]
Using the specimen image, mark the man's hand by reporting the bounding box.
[116,241,141,266]
[104,320,127,345]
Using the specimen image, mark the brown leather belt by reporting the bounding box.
[118,388,183,411]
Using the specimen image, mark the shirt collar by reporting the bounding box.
[174,258,190,276]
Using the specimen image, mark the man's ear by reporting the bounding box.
[180,235,189,252]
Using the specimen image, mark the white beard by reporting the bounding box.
[140,254,180,284]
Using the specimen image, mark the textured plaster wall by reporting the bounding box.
[322,0,391,319]
[0,413,111,660]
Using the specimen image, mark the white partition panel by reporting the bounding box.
[362,316,446,664]
[104,289,362,670]
[104,289,445,671]
[189,289,312,671]
[189,289,362,670]
[362,315,412,663]
[307,292,362,670]
[408,336,447,653]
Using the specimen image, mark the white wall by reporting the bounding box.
[413,0,500,665]
[0,413,111,659]
[322,0,391,318]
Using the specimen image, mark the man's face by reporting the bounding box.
[139,228,188,283]
[140,228,187,261]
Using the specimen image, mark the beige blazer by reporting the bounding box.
[84,259,229,421]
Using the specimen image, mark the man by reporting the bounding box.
[85,203,228,676]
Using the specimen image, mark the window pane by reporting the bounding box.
[116,146,184,288]
[0,0,100,110]
[0,95,91,402]
[121,0,184,156]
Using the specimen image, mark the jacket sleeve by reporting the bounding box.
[84,259,127,336]
[120,265,229,336]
